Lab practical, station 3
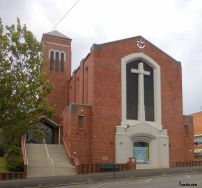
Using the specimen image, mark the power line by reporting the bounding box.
[51,0,80,31]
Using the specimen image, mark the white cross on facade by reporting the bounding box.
[131,62,150,121]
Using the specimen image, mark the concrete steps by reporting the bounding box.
[26,144,76,178]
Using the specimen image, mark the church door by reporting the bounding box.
[133,142,149,164]
[42,125,53,144]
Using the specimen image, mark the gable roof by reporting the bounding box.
[40,116,61,128]
[91,36,181,65]
[45,30,71,40]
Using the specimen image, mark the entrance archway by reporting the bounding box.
[26,117,60,144]
[27,122,54,144]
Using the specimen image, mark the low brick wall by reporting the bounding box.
[76,160,136,175]
[0,172,26,180]
[171,160,202,167]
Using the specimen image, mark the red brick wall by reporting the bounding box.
[192,112,202,136]
[62,36,194,165]
[68,77,75,104]
[68,54,94,105]
[89,38,191,163]
[62,104,92,163]
[62,106,72,151]
[75,65,83,104]
[41,34,71,124]
[183,115,194,160]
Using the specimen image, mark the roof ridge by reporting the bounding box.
[91,36,180,65]
[45,30,71,40]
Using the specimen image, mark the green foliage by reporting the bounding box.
[7,156,24,172]
[0,18,52,142]
[5,139,23,172]
[0,157,8,172]
[0,147,4,157]
[0,130,5,157]
[7,145,20,158]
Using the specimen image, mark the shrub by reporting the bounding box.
[0,145,4,157]
[7,156,24,172]
[7,145,20,158]
[0,131,5,157]
[5,144,24,172]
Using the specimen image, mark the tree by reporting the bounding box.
[0,18,52,145]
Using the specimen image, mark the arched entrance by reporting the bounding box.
[26,117,60,144]
[27,122,54,144]
[133,142,149,164]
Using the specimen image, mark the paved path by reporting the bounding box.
[1,166,202,187]
[26,144,76,178]
[55,174,202,188]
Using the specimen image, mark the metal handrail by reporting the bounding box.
[43,138,54,167]
[62,137,80,166]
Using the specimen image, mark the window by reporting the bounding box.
[50,51,54,71]
[144,63,154,121]
[55,52,59,72]
[60,52,65,72]
[49,50,66,73]
[126,60,154,121]
[78,116,84,128]
[122,53,162,125]
[194,136,202,145]
[184,125,189,135]
[126,61,138,120]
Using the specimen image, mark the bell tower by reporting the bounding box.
[41,30,72,124]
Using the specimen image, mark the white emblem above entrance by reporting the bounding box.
[137,39,145,49]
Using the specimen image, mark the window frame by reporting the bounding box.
[194,136,202,146]
[48,50,66,73]
[121,52,161,128]
[78,115,85,129]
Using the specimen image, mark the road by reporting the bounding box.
[2,166,202,188]
[54,174,201,188]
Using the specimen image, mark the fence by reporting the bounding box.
[172,160,202,167]
[0,172,26,180]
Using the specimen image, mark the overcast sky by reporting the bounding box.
[0,0,202,115]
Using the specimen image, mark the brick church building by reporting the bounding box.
[41,30,194,169]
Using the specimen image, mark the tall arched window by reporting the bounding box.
[60,52,65,72]
[55,52,59,72]
[126,61,138,120]
[126,60,154,121]
[50,51,54,71]
[49,50,66,73]
[122,53,161,126]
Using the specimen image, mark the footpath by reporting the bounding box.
[1,166,202,188]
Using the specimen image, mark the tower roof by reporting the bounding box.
[45,30,71,40]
